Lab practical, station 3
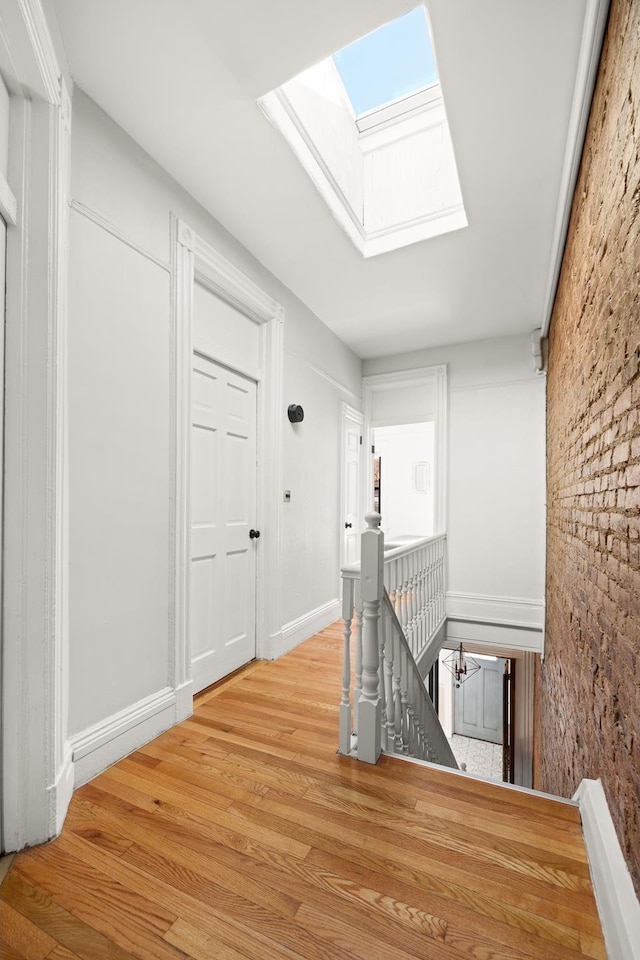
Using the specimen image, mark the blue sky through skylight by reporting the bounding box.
[333,7,437,117]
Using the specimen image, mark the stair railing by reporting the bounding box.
[340,512,456,769]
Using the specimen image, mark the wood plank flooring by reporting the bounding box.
[1,623,606,960]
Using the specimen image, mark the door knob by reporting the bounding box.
[345,522,353,529]
[249,529,261,539]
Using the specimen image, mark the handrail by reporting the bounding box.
[341,532,443,578]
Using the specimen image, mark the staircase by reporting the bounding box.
[339,513,456,768]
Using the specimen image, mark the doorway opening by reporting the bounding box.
[371,421,435,539]
[434,648,516,783]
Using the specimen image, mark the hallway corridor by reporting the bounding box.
[1,624,605,960]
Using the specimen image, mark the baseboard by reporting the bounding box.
[276,598,341,658]
[48,745,74,837]
[71,687,178,787]
[574,778,640,960]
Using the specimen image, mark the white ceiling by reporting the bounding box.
[51,0,591,359]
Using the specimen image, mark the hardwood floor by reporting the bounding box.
[1,623,606,960]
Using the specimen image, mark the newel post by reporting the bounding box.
[358,512,384,763]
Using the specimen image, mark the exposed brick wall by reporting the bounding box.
[534,0,640,893]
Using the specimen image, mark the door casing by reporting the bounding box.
[173,219,284,718]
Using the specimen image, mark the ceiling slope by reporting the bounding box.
[52,0,600,358]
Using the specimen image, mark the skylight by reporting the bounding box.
[333,7,438,117]
[258,5,467,257]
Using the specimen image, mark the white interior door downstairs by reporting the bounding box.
[190,354,257,693]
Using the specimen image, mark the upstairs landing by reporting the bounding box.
[1,623,606,960]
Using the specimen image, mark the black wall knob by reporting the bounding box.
[287,404,304,423]
[345,522,353,529]
[249,529,261,539]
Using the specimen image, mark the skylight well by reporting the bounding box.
[259,5,467,257]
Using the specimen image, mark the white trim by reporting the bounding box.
[172,219,284,705]
[70,199,171,273]
[49,745,73,836]
[542,0,610,336]
[446,591,545,628]
[0,0,61,104]
[189,223,283,326]
[174,680,194,724]
[2,43,72,849]
[356,82,442,135]
[450,374,545,394]
[71,688,178,787]
[0,169,17,224]
[276,599,341,659]
[575,778,640,960]
[446,615,544,655]
[15,0,60,102]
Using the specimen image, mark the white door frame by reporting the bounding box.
[362,365,448,534]
[340,402,363,568]
[1,1,72,850]
[172,220,284,716]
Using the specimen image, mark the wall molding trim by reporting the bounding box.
[450,375,545,394]
[446,591,545,628]
[277,599,341,659]
[70,199,171,273]
[71,687,178,787]
[574,778,640,960]
[446,615,544,655]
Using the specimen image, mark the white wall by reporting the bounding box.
[363,334,546,630]
[373,423,435,539]
[67,89,361,740]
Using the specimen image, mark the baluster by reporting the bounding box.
[400,649,410,754]
[395,557,405,630]
[339,577,355,755]
[353,582,363,737]
[409,552,418,655]
[387,557,397,611]
[420,546,428,649]
[393,631,403,753]
[407,671,416,757]
[404,553,413,653]
[357,512,383,764]
[415,547,424,654]
[428,544,435,637]
[378,602,388,751]
[384,605,395,750]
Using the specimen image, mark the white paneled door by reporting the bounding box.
[190,354,257,693]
